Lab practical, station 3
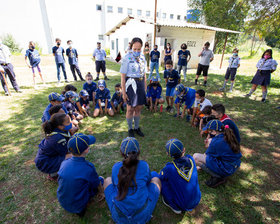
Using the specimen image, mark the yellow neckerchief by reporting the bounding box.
[172,158,194,182]
[47,131,71,138]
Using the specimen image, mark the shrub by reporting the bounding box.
[1,34,22,54]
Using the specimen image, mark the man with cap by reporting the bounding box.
[0,38,22,95]
[157,138,201,214]
[41,92,68,123]
[174,83,196,121]
[93,42,109,81]
[57,133,104,216]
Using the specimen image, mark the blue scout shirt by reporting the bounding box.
[63,101,77,114]
[111,92,123,105]
[111,160,152,215]
[220,114,241,143]
[120,52,146,78]
[57,157,100,213]
[147,85,162,100]
[178,50,190,66]
[159,155,201,211]
[228,56,240,68]
[256,58,278,71]
[164,69,180,88]
[25,49,41,67]
[52,46,65,64]
[79,97,89,107]
[34,128,71,174]
[96,88,111,103]
[206,134,242,178]
[93,48,106,61]
[66,48,78,65]
[175,87,196,109]
[83,82,97,101]
[150,50,160,63]
[164,48,172,61]
[41,103,68,123]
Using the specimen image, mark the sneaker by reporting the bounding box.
[134,128,144,137]
[94,77,99,81]
[104,76,109,80]
[194,80,198,85]
[219,87,225,91]
[244,94,250,97]
[170,107,174,113]
[205,176,227,188]
[173,112,182,118]
[228,89,233,93]
[165,106,170,112]
[57,81,61,85]
[203,83,207,87]
[261,98,266,102]
[186,115,191,122]
[128,129,134,137]
[162,197,182,214]
[16,89,23,93]
[65,80,70,83]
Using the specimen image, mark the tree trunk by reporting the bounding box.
[250,30,256,56]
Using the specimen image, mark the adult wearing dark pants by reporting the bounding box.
[93,42,109,81]
[52,38,68,84]
[121,37,146,137]
[0,39,22,95]
[66,40,84,81]
[195,42,214,87]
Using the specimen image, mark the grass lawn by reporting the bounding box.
[0,57,280,224]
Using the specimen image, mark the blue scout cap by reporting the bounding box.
[151,76,159,82]
[48,92,64,102]
[203,119,223,132]
[174,84,185,96]
[80,89,89,97]
[120,137,140,156]
[68,133,96,155]
[65,91,78,99]
[165,139,184,158]
[98,80,106,87]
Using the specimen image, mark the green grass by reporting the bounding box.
[0,60,280,224]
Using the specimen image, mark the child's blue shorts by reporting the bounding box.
[166,87,175,97]
[95,102,112,109]
[105,181,160,224]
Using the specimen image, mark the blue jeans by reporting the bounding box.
[177,64,187,81]
[149,62,160,80]
[56,62,67,81]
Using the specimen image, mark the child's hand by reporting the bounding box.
[105,108,108,114]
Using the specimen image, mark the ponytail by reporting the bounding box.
[223,126,240,153]
[117,151,139,201]
[42,113,66,135]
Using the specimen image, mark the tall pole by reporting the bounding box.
[220,32,228,69]
[153,0,157,46]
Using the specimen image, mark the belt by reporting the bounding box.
[127,77,143,81]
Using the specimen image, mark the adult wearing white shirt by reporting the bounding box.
[0,39,21,95]
[195,42,214,87]
[93,42,109,81]
[191,89,212,126]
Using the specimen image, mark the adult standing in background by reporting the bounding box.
[143,42,150,72]
[148,45,160,80]
[93,42,109,81]
[0,38,22,95]
[120,37,146,137]
[52,38,68,84]
[195,42,214,87]
[177,43,191,82]
[164,43,173,66]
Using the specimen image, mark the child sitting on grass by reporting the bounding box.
[83,72,97,107]
[193,120,242,188]
[57,133,104,217]
[79,90,90,117]
[34,113,72,180]
[146,76,164,112]
[199,106,215,131]
[63,91,83,124]
[158,139,201,214]
[93,80,114,117]
[110,83,125,114]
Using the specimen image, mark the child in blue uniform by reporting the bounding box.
[148,45,160,80]
[103,137,161,224]
[63,91,83,122]
[245,49,278,102]
[93,80,114,117]
[174,84,196,121]
[177,43,191,82]
[193,120,242,188]
[41,92,68,123]
[219,48,240,92]
[111,83,125,114]
[57,133,104,216]
[158,139,201,214]
[25,41,45,88]
[79,90,90,117]
[146,76,164,112]
[164,60,180,113]
[83,72,97,107]
[34,113,72,180]
[66,40,84,81]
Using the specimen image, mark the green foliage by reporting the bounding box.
[264,28,280,50]
[1,33,22,54]
[105,48,110,56]
[34,42,43,55]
